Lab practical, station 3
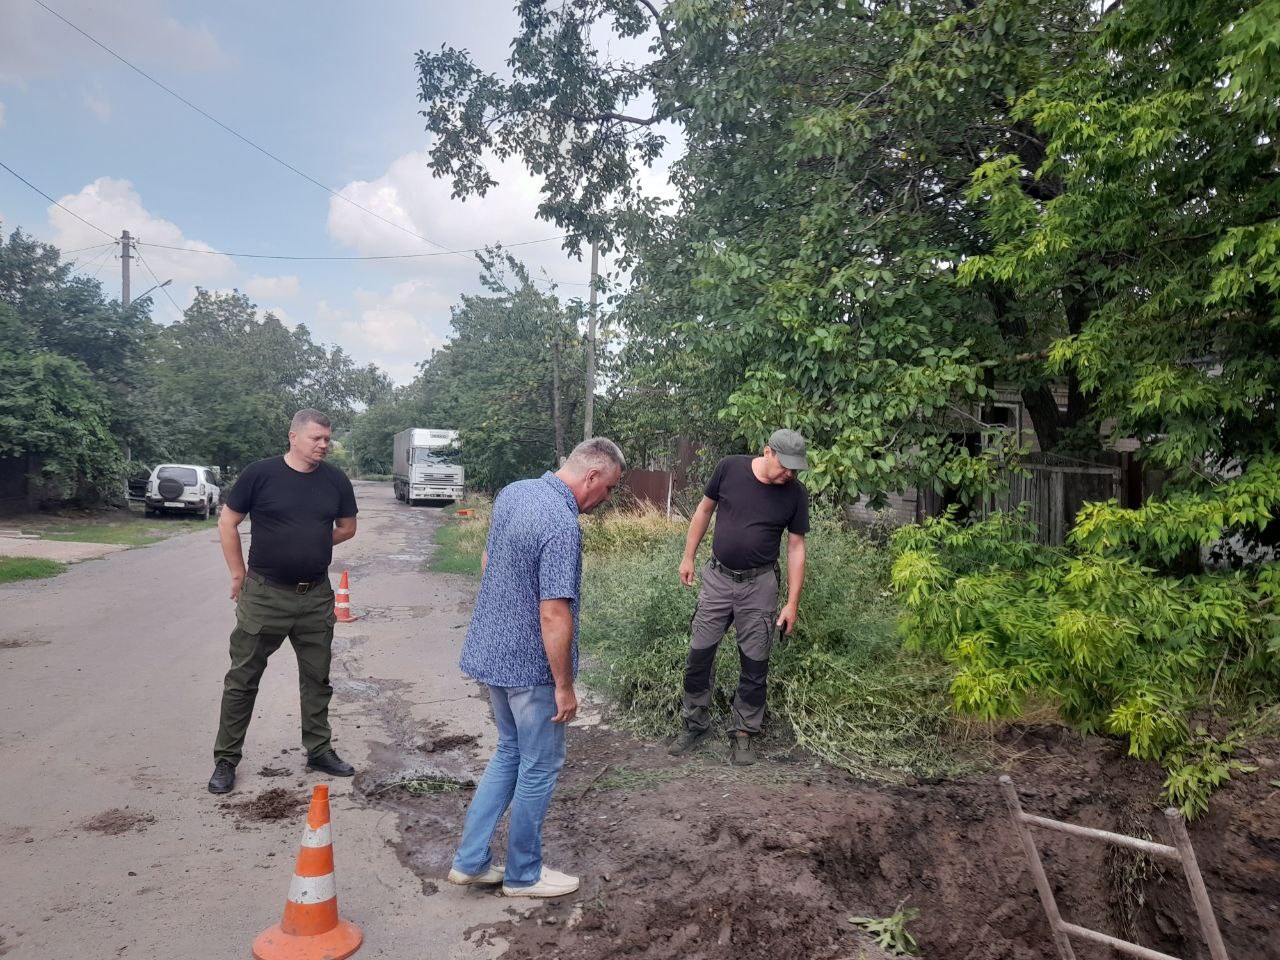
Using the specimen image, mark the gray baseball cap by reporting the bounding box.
[767,428,809,471]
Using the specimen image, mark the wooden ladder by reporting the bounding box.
[999,775,1229,960]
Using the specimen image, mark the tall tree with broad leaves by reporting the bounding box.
[415,0,1108,505]
[347,253,586,490]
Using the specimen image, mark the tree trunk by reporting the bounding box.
[1021,384,1062,452]
[1061,290,1096,436]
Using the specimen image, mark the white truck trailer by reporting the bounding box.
[392,428,464,504]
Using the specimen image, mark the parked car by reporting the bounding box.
[144,464,221,519]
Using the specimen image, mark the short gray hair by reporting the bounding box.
[290,408,331,432]
[565,437,626,475]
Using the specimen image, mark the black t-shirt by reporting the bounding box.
[227,456,358,583]
[705,455,809,569]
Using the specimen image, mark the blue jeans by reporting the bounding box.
[452,684,567,887]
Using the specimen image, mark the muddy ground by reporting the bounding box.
[357,714,1278,960]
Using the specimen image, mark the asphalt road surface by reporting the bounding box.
[0,481,513,959]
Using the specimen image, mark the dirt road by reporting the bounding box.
[0,481,511,960]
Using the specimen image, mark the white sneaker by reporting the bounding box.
[502,866,579,898]
[447,863,504,885]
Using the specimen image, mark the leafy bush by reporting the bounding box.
[891,478,1280,815]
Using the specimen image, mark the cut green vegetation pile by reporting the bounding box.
[434,501,972,779]
[578,507,968,780]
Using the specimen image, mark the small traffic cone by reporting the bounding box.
[334,570,358,623]
[253,784,363,960]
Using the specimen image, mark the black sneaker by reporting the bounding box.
[667,727,715,757]
[306,749,355,777]
[207,760,236,794]
[729,733,756,767]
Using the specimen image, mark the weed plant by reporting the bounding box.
[428,499,492,576]
[581,510,966,779]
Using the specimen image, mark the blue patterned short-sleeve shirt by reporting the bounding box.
[459,472,581,687]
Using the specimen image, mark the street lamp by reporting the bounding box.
[132,278,172,302]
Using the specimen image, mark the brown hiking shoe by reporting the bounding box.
[729,733,756,766]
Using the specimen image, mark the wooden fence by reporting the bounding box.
[977,453,1124,546]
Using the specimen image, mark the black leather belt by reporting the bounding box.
[709,556,778,583]
[248,570,327,594]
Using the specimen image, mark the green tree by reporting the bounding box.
[415,0,1108,504]
[0,227,146,502]
[346,254,586,489]
[0,332,120,504]
[148,289,391,471]
[417,254,586,490]
[893,0,1280,815]
[962,0,1280,511]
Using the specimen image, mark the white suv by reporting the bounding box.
[144,464,221,519]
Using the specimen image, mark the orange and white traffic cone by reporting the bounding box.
[253,784,363,960]
[334,570,358,623]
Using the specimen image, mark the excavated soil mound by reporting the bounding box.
[379,724,1279,960]
[221,787,306,823]
[81,808,156,836]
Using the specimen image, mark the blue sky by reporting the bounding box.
[0,0,666,383]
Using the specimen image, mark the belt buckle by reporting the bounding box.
[295,581,310,595]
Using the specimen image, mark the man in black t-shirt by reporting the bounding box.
[206,408,359,794]
[669,429,810,766]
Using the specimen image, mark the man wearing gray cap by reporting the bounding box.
[670,429,810,765]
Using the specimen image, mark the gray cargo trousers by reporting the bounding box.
[681,558,779,736]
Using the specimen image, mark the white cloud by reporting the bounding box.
[83,84,111,123]
[339,279,451,362]
[49,177,234,297]
[379,361,424,386]
[245,274,301,299]
[0,0,227,85]
[327,150,590,287]
[0,100,6,127]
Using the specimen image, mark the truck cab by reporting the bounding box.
[393,428,464,504]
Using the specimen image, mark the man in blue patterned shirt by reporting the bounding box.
[447,438,625,898]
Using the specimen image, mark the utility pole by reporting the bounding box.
[120,230,132,306]
[583,240,598,441]
[552,331,565,464]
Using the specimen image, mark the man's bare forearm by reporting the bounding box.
[785,538,806,606]
[540,601,575,688]
[219,514,246,577]
[682,505,713,562]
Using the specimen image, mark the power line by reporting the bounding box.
[134,246,184,315]
[87,244,116,279]
[135,235,570,262]
[63,241,116,270]
[73,244,116,277]
[136,238,593,287]
[0,158,116,239]
[32,0,498,266]
[63,241,118,256]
